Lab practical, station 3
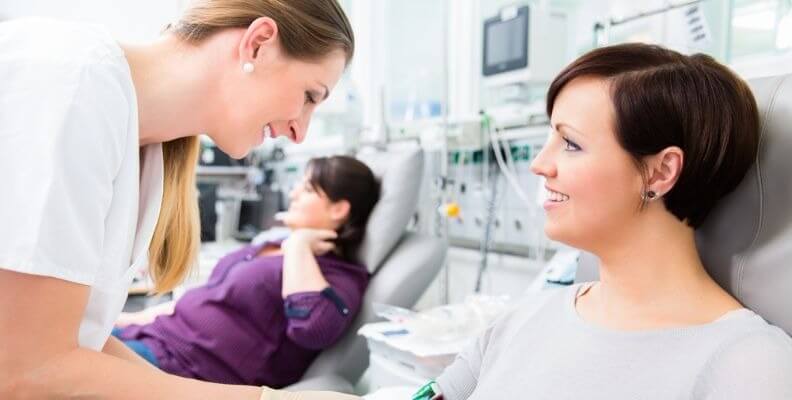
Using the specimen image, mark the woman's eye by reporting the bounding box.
[305,92,316,105]
[563,137,581,152]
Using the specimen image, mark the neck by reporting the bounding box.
[590,207,733,319]
[122,35,217,147]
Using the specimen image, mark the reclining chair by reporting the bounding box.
[286,145,448,392]
[576,74,792,337]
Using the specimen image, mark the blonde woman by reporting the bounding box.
[0,1,360,399]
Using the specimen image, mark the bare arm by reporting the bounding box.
[0,268,262,400]
[281,230,336,297]
[101,335,159,370]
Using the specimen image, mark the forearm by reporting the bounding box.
[7,347,262,400]
[281,241,329,297]
[101,335,159,371]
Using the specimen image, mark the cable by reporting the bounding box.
[484,112,549,260]
[474,146,499,293]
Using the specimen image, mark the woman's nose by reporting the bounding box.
[288,119,307,144]
[288,185,300,200]
[530,144,557,178]
[271,118,308,144]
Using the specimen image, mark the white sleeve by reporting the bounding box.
[695,328,792,399]
[0,59,129,285]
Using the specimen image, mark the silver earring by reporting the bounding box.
[242,62,255,73]
[642,190,658,201]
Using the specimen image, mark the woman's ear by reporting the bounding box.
[329,200,351,223]
[646,146,684,197]
[238,17,279,66]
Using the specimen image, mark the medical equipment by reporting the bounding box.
[481,4,568,88]
[527,247,580,292]
[197,137,274,242]
[359,295,510,389]
[411,381,442,400]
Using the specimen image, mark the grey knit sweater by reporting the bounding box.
[437,284,792,399]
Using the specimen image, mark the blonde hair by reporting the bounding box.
[148,137,201,293]
[173,0,354,64]
[147,0,354,293]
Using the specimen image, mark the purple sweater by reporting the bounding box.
[117,241,369,387]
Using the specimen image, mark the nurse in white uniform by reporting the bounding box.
[0,1,359,399]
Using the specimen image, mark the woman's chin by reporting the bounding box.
[281,219,309,230]
[543,222,570,245]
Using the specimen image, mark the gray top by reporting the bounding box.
[437,284,792,399]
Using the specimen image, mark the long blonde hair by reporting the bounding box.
[148,0,354,293]
[173,0,354,65]
[148,137,201,293]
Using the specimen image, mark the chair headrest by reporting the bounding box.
[355,146,424,273]
[575,74,792,336]
[696,74,792,335]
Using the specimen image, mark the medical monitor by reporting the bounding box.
[481,4,567,88]
[483,6,529,77]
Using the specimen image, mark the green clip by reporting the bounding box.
[412,380,441,400]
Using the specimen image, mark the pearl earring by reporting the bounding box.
[242,62,255,73]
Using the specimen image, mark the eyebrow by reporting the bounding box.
[553,122,586,137]
[319,83,330,101]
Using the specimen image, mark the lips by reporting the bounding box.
[545,186,570,203]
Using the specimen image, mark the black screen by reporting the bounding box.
[483,6,529,76]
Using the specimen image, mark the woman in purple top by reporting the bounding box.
[114,155,380,387]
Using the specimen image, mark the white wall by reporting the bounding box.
[0,0,188,43]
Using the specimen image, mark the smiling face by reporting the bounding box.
[530,76,646,251]
[205,18,347,159]
[281,172,350,231]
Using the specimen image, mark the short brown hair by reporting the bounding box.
[547,43,760,228]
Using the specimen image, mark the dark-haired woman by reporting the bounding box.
[114,156,380,388]
[432,43,792,399]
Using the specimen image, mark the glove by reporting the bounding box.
[260,387,362,400]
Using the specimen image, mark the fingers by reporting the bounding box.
[114,313,136,327]
[260,388,362,400]
[286,229,338,255]
[312,229,338,241]
[314,241,336,255]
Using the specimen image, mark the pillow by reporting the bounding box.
[356,146,424,273]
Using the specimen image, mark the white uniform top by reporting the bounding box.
[0,18,163,350]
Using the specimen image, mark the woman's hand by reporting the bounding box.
[260,387,361,400]
[115,311,149,328]
[280,229,335,297]
[115,300,175,327]
[283,229,338,256]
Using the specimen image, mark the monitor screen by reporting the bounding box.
[483,6,529,77]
